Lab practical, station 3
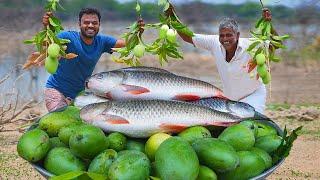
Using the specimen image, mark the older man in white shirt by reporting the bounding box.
[170,9,272,114]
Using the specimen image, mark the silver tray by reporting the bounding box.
[28,119,284,179]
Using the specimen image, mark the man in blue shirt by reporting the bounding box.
[42,8,128,112]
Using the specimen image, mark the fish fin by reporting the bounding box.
[105,92,113,99]
[215,91,228,99]
[105,115,130,124]
[210,121,238,127]
[160,124,187,132]
[174,94,201,101]
[121,84,150,95]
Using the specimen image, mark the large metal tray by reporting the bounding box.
[27,118,284,179]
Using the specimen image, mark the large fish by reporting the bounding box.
[80,100,242,138]
[120,66,171,74]
[191,97,269,119]
[85,67,224,101]
[74,92,108,108]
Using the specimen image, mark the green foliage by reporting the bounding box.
[272,126,303,164]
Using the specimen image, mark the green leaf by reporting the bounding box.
[127,35,139,51]
[271,40,286,49]
[255,18,264,28]
[149,176,161,180]
[24,39,35,44]
[163,2,170,12]
[247,41,261,52]
[272,34,291,41]
[250,30,262,38]
[253,47,263,59]
[158,0,167,6]
[49,17,58,27]
[51,2,57,11]
[159,14,167,24]
[178,27,194,37]
[129,22,138,32]
[59,38,71,44]
[135,2,141,13]
[86,172,107,180]
[270,55,281,62]
[49,171,85,180]
[171,21,186,30]
[272,126,302,164]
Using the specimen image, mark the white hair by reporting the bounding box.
[219,17,239,33]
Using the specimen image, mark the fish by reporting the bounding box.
[74,92,108,108]
[120,66,172,74]
[191,97,269,119]
[85,67,224,101]
[80,99,242,138]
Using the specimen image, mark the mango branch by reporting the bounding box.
[23,0,76,73]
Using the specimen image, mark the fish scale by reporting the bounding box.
[86,67,223,101]
[80,100,242,137]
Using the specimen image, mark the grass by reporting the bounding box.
[267,103,320,111]
[289,169,312,178]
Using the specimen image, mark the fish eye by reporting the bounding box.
[97,74,104,79]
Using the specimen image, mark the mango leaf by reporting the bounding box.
[49,18,58,27]
[149,176,161,180]
[171,21,186,30]
[270,55,281,62]
[135,1,141,13]
[255,18,264,28]
[178,27,194,37]
[158,0,167,6]
[159,14,167,23]
[271,40,286,49]
[247,41,261,52]
[128,22,138,32]
[163,2,170,12]
[272,126,302,164]
[59,38,71,44]
[49,171,85,180]
[24,38,35,44]
[272,34,291,41]
[253,47,263,59]
[86,172,107,180]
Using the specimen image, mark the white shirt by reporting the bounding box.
[193,34,265,101]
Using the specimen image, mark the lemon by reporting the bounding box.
[145,133,171,161]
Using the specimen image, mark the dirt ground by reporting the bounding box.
[0,55,319,179]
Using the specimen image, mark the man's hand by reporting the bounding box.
[262,8,272,21]
[42,11,53,27]
[137,18,145,34]
[165,3,175,17]
[246,59,259,80]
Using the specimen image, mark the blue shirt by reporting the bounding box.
[46,31,116,99]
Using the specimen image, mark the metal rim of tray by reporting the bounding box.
[29,119,285,179]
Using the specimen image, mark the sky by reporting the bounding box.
[117,0,303,7]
